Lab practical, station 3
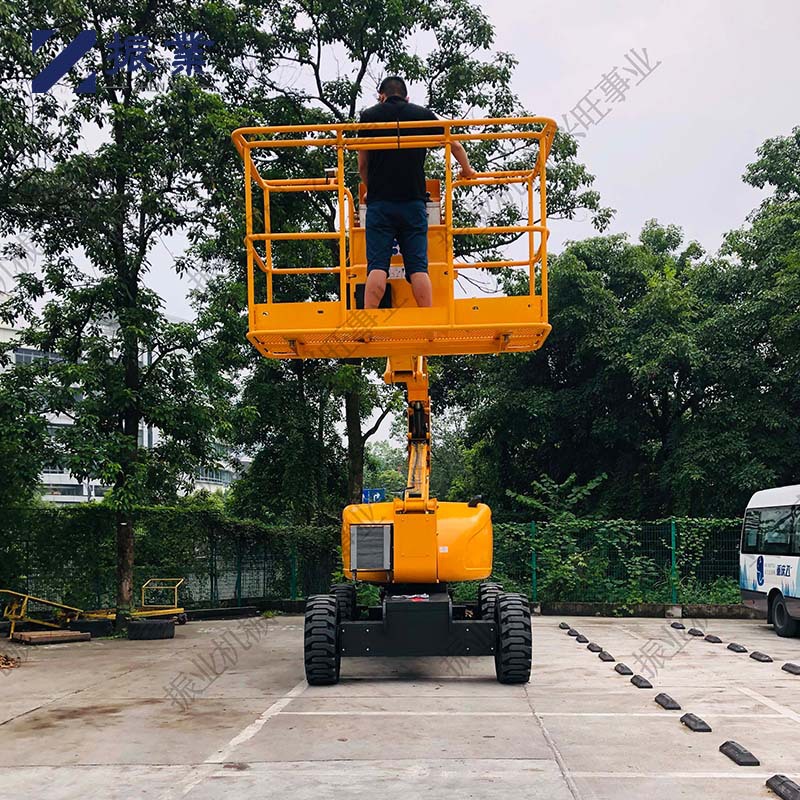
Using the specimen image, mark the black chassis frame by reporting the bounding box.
[338,583,496,658]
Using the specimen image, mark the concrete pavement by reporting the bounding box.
[0,614,798,799]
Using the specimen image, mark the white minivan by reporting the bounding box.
[740,485,800,637]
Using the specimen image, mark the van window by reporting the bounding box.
[741,506,799,555]
[741,509,761,553]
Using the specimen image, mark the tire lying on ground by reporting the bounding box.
[127,618,176,640]
[68,619,114,638]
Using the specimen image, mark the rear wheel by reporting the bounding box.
[304,595,340,685]
[330,583,357,622]
[494,592,532,684]
[478,581,503,621]
[773,594,799,637]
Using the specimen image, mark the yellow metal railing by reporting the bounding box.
[232,117,557,359]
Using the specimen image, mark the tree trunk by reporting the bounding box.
[116,514,134,620]
[345,386,364,504]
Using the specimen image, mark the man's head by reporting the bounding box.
[378,75,408,102]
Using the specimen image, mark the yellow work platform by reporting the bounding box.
[231,116,556,360]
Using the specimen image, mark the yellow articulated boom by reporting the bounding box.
[233,116,557,684]
[342,355,492,585]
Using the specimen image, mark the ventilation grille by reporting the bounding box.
[351,524,392,571]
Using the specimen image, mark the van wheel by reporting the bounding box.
[773,594,799,637]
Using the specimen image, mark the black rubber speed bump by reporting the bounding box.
[719,740,760,766]
[670,621,685,629]
[750,651,773,663]
[615,663,633,676]
[688,628,705,637]
[727,642,748,653]
[559,622,570,630]
[587,642,602,652]
[782,663,800,676]
[655,693,681,710]
[681,713,712,732]
[576,634,589,643]
[767,774,800,800]
[631,674,653,689]
[705,634,723,643]
[598,650,615,662]
[567,628,579,637]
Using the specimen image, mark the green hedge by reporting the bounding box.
[0,506,742,609]
[489,518,742,605]
[0,504,338,609]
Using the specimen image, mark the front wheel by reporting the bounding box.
[773,594,799,637]
[304,595,341,685]
[494,592,532,684]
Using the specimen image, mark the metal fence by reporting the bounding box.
[0,507,338,610]
[0,508,742,608]
[492,518,742,605]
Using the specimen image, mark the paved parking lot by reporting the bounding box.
[1,614,799,799]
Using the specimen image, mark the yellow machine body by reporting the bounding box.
[342,500,492,584]
[232,117,556,588]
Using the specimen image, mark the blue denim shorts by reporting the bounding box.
[365,199,428,281]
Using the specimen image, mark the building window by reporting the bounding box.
[41,483,84,496]
[196,467,234,486]
[14,348,61,365]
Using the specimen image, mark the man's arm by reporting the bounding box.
[358,150,369,186]
[450,141,477,179]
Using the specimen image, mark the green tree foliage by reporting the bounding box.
[364,440,406,497]
[185,0,612,512]
[442,127,800,518]
[0,1,278,615]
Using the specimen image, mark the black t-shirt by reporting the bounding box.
[358,96,443,202]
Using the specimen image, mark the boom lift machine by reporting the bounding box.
[233,116,557,684]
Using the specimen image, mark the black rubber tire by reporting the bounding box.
[127,618,176,640]
[304,595,340,685]
[176,613,188,625]
[330,583,357,622]
[478,582,503,621]
[772,594,799,637]
[68,619,114,638]
[494,592,532,684]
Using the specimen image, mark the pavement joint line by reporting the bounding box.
[159,678,308,799]
[525,686,584,800]
[534,712,785,718]
[569,771,780,779]
[279,710,533,716]
[736,686,800,724]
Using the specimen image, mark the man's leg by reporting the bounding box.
[364,200,393,309]
[409,272,433,307]
[396,200,431,308]
[364,269,388,309]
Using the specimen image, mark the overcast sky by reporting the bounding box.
[487,0,799,253]
[149,0,799,319]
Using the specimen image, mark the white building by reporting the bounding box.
[1,294,243,503]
